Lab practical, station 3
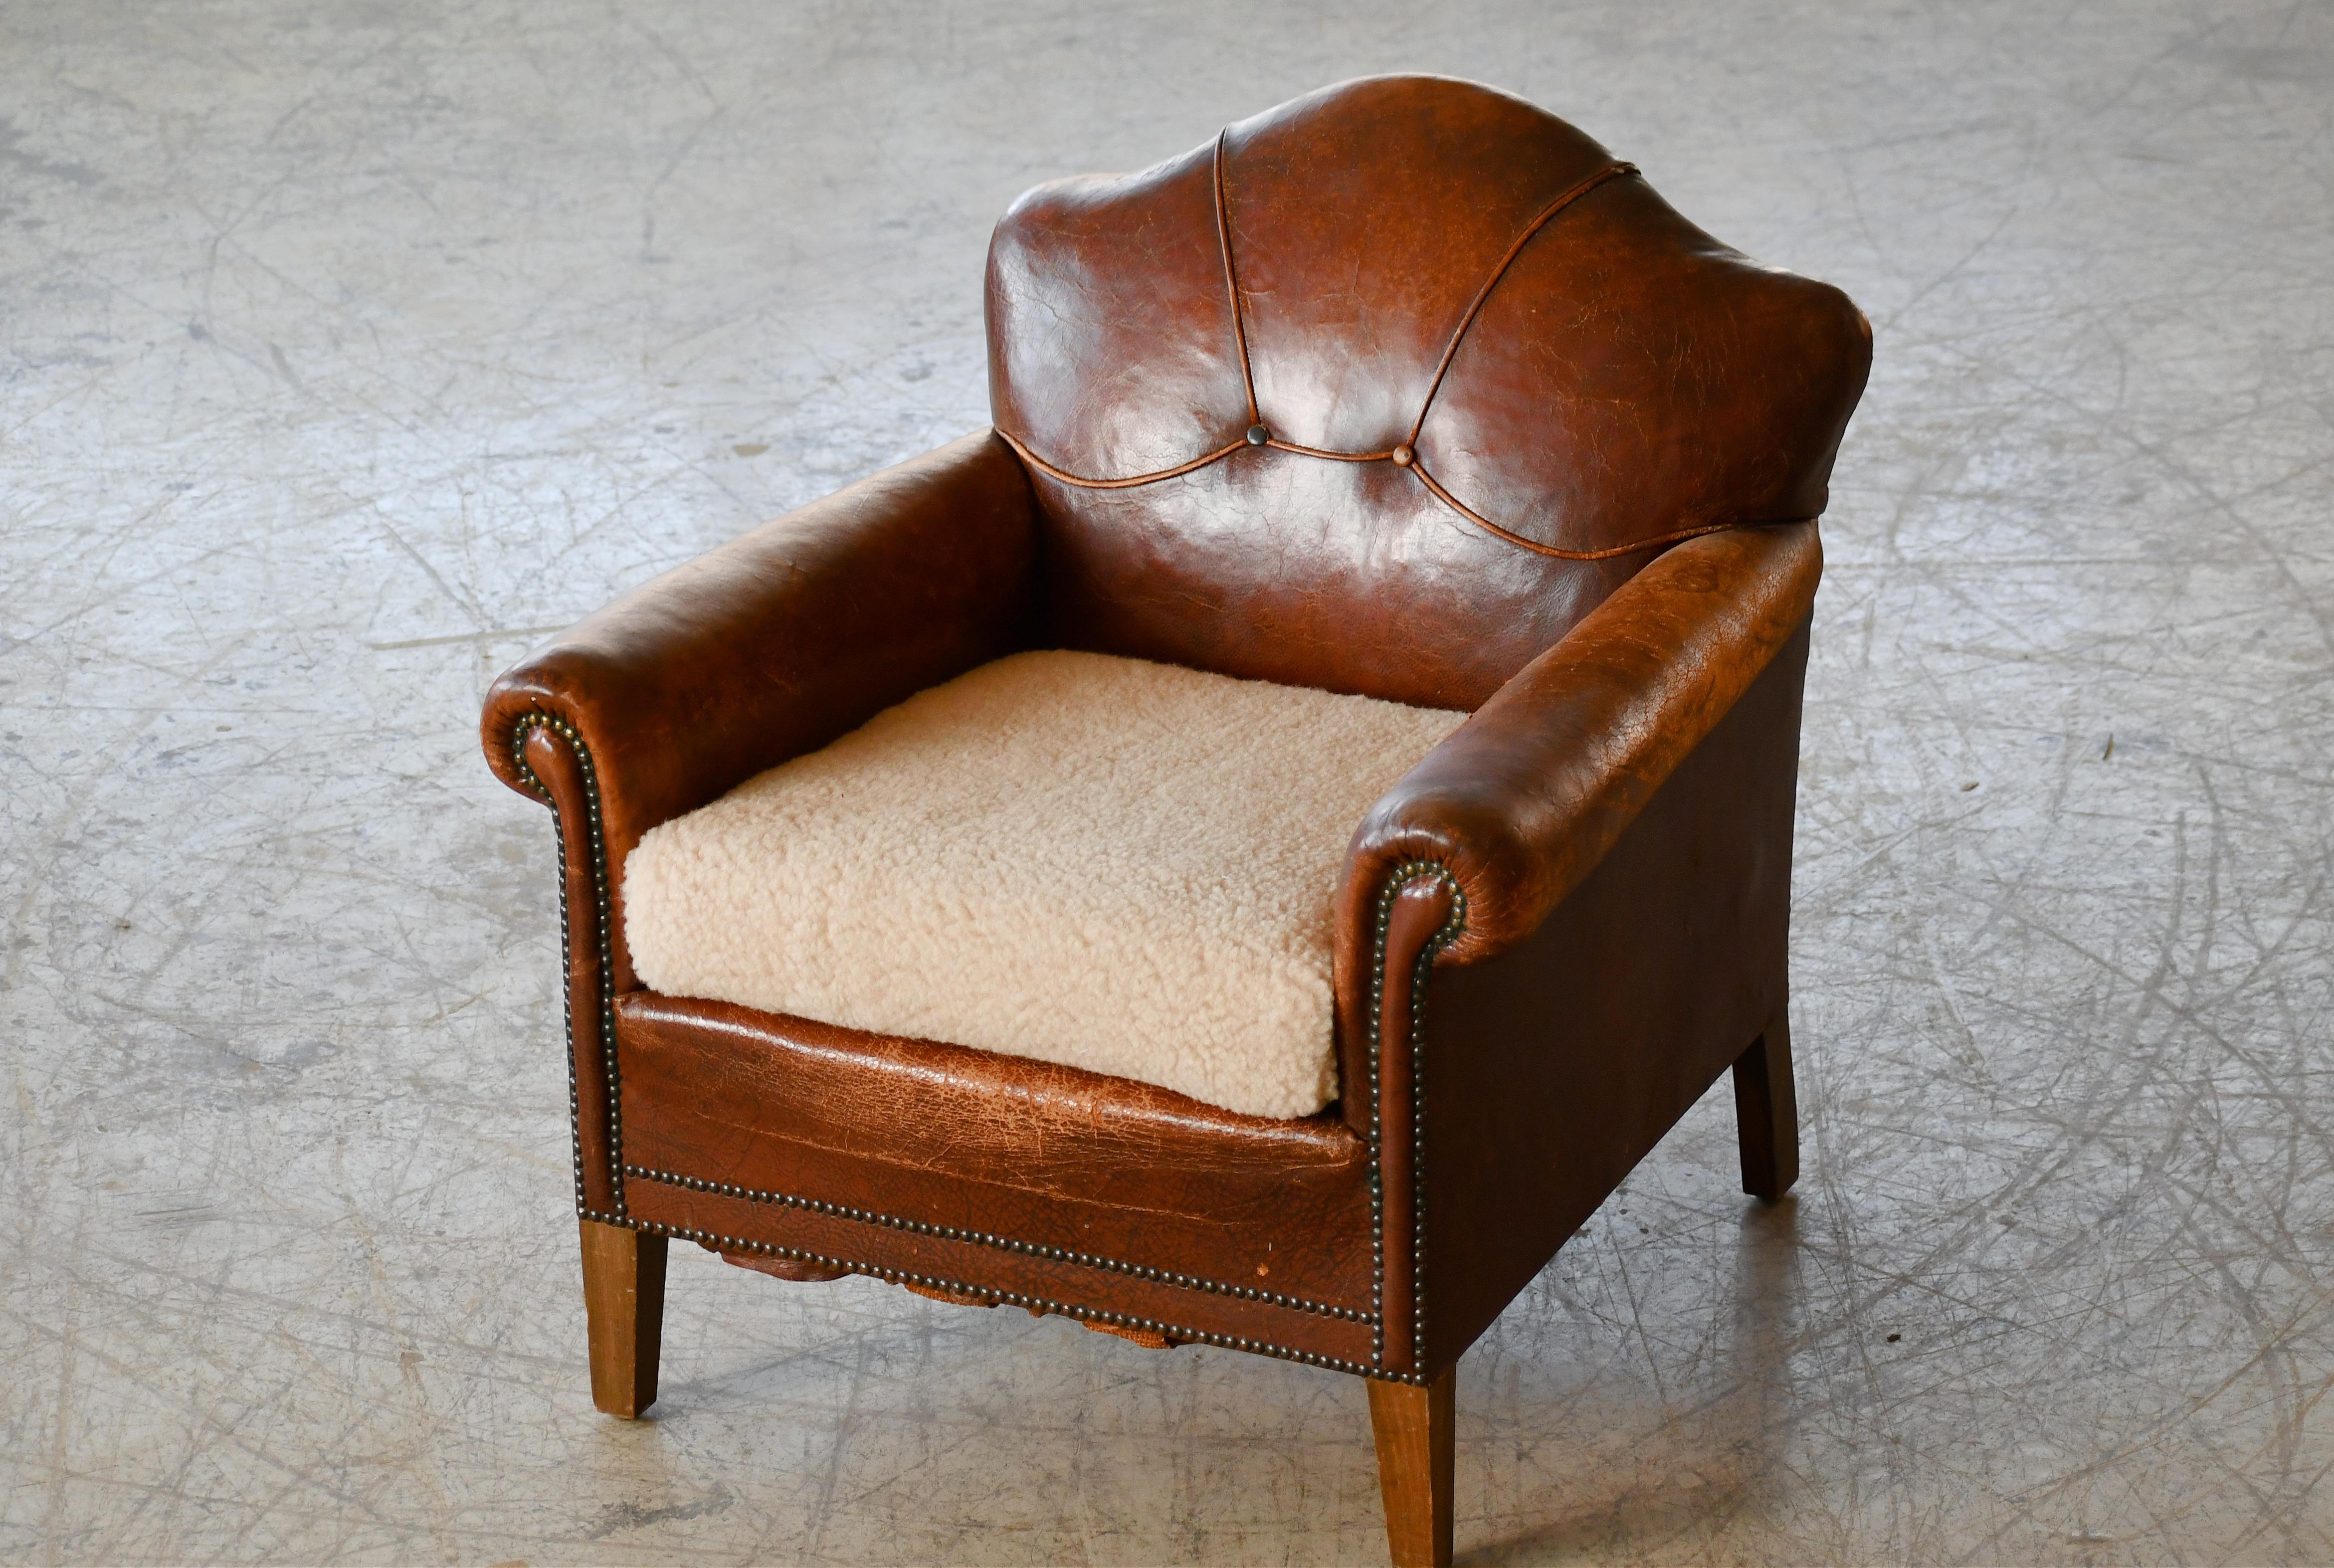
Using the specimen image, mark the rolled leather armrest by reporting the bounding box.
[1337,519,1823,968]
[480,428,1038,930]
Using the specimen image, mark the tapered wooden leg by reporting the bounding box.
[1368,1367,1454,1568]
[1731,1012,1801,1201]
[579,1217,667,1418]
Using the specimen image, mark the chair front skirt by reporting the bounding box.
[611,993,1385,1371]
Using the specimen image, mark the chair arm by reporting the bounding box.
[1337,519,1823,970]
[480,429,1038,975]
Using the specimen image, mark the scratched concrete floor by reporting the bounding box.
[4,1,2330,1563]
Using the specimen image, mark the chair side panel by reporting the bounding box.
[1414,621,1810,1370]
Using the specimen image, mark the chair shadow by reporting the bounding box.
[1457,1194,1804,1566]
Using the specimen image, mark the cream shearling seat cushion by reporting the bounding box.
[623,650,1466,1119]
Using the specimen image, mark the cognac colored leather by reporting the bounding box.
[990,75,1866,709]
[1342,520,1822,965]
[616,993,1379,1367]
[1414,618,1809,1370]
[1327,525,1818,1370]
[482,76,1871,1400]
[480,430,1038,990]
[487,512,1822,1378]
[1331,521,1819,1135]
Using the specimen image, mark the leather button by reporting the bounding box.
[1246,424,1270,446]
[1391,445,1414,467]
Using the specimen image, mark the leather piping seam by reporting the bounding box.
[508,711,626,1219]
[1409,466,1802,562]
[1404,160,1637,445]
[995,426,1248,491]
[622,1163,1370,1323]
[1213,127,1260,427]
[996,150,1669,562]
[1365,859,1468,1374]
[578,1208,1406,1381]
[1265,438,1395,462]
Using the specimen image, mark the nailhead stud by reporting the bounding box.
[1364,860,1466,1372]
[579,1209,1407,1381]
[624,1165,1370,1322]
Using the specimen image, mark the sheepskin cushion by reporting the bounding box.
[623,650,1465,1119]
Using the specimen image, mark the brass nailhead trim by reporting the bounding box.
[510,712,625,1218]
[1366,860,1467,1374]
[580,1206,1407,1383]
[624,1164,1370,1323]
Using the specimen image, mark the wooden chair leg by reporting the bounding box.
[579,1217,667,1418]
[1731,1012,1801,1201]
[1368,1366,1454,1568]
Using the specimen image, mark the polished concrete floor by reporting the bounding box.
[4,2,2329,1563]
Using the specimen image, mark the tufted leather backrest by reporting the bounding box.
[986,75,1870,710]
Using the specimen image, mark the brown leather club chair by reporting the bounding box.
[480,75,1868,1568]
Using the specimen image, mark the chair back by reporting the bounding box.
[986,74,1870,708]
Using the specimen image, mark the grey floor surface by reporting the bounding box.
[4,2,2330,1563]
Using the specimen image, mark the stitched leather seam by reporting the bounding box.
[509,711,626,1220]
[998,143,1687,561]
[1365,860,1468,1373]
[623,1163,1371,1322]
[580,1207,1410,1381]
